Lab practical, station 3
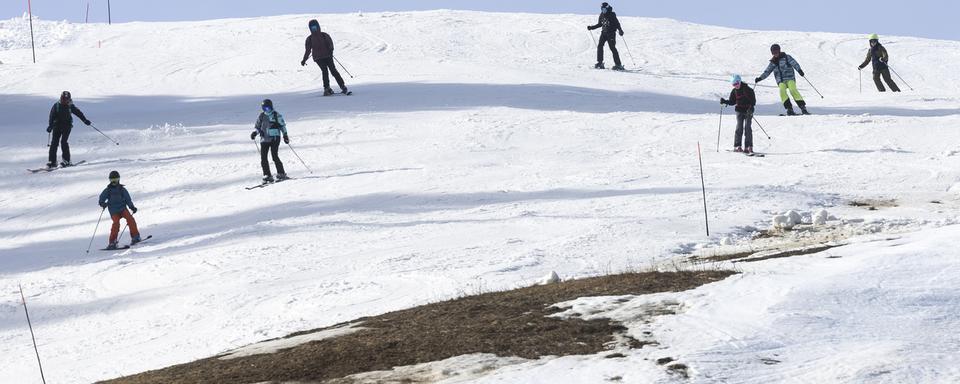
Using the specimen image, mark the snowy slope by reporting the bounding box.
[1,11,959,383]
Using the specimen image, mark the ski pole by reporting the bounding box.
[47,132,50,148]
[589,30,597,47]
[621,35,638,67]
[859,69,862,94]
[119,223,128,242]
[333,56,354,79]
[752,115,772,140]
[85,207,106,254]
[697,142,710,237]
[89,124,120,146]
[888,66,914,91]
[286,143,313,174]
[716,105,725,152]
[800,75,824,99]
[19,283,47,384]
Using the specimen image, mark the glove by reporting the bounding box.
[100,203,107,208]
[83,119,92,126]
[132,207,138,214]
[797,69,805,77]
[720,98,727,105]
[619,30,624,36]
[283,135,290,144]
[858,65,865,70]
[300,60,307,66]
[754,77,762,83]
[250,131,258,140]
[587,26,595,31]
[46,126,53,133]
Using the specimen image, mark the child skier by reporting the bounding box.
[587,2,625,71]
[858,34,900,92]
[99,170,142,250]
[47,91,92,168]
[755,44,809,116]
[300,19,350,96]
[251,99,289,183]
[720,75,757,154]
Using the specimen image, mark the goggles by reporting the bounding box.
[262,105,273,112]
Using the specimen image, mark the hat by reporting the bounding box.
[868,33,879,41]
[109,170,120,180]
[770,44,781,53]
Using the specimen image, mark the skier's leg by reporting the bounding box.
[744,114,754,148]
[316,60,331,90]
[108,213,121,244]
[123,209,140,238]
[271,141,286,175]
[787,80,804,102]
[778,82,789,103]
[881,68,900,92]
[873,70,886,92]
[48,129,62,164]
[325,58,346,90]
[597,37,606,64]
[260,141,272,176]
[60,128,72,162]
[734,113,745,148]
[608,37,622,67]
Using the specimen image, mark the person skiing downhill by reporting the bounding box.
[720,75,758,154]
[47,91,92,168]
[99,170,142,250]
[251,99,289,183]
[859,34,900,92]
[755,44,809,115]
[301,19,349,96]
[587,2,625,71]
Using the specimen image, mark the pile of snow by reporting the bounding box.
[0,15,83,51]
[773,209,833,230]
[538,271,561,285]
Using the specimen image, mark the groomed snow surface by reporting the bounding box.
[1,11,959,383]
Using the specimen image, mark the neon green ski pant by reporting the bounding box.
[778,80,804,102]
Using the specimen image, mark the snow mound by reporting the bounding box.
[0,15,83,51]
[538,271,561,285]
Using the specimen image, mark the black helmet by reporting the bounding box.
[308,19,320,33]
[109,170,120,180]
[770,44,781,53]
[261,99,274,111]
[60,91,72,103]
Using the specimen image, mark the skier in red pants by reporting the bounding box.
[98,170,142,250]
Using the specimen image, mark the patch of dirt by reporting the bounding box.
[739,244,840,263]
[100,270,733,384]
[666,363,690,379]
[849,199,898,211]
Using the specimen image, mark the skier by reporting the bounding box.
[720,75,757,154]
[858,34,900,92]
[300,19,349,96]
[587,2,625,71]
[99,170,142,250]
[251,99,289,183]
[755,44,809,115]
[47,91,92,168]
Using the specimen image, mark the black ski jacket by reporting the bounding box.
[590,12,623,36]
[723,84,756,114]
[48,102,89,130]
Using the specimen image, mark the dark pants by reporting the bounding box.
[315,57,346,91]
[49,127,72,163]
[873,68,900,92]
[735,112,753,148]
[260,140,285,176]
[597,33,622,67]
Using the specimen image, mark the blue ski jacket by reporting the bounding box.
[99,183,137,215]
[758,53,803,84]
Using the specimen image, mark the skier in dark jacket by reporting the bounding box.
[300,19,349,96]
[756,44,809,115]
[721,75,758,154]
[587,2,625,70]
[250,99,289,183]
[859,34,900,92]
[47,91,92,168]
[99,170,141,250]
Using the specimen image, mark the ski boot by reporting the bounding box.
[263,175,275,183]
[783,100,797,116]
[797,100,810,115]
[130,235,142,245]
[277,173,290,181]
[46,161,58,169]
[734,146,744,153]
[745,147,754,155]
[594,62,605,69]
[60,160,73,167]
[340,87,350,95]
[105,242,119,250]
[611,65,626,71]
[322,88,335,96]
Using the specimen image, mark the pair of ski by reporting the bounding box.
[100,235,153,251]
[726,150,765,157]
[246,177,294,190]
[27,160,88,173]
[323,91,353,96]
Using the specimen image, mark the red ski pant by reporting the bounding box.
[109,209,139,244]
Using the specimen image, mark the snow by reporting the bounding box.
[218,322,365,360]
[1,10,960,383]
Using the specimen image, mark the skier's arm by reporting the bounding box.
[746,87,756,107]
[276,113,288,136]
[859,50,871,69]
[99,188,109,208]
[71,105,91,125]
[757,62,775,82]
[588,15,602,30]
[788,55,804,76]
[613,14,624,34]
[123,187,137,213]
[325,34,335,54]
[879,46,889,63]
[302,36,312,64]
[722,90,737,106]
[48,104,57,130]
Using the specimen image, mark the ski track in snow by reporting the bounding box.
[1,11,960,383]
